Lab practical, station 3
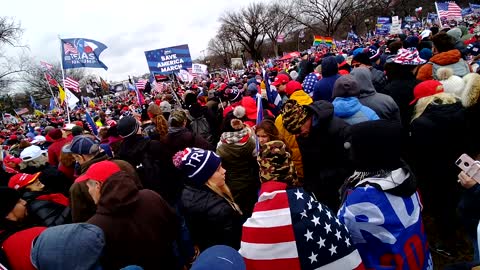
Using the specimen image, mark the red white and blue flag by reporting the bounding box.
[135,79,147,90]
[436,2,462,20]
[240,181,364,270]
[40,61,53,71]
[85,111,98,136]
[64,77,80,93]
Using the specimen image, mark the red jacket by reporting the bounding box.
[48,138,68,167]
[1,227,47,270]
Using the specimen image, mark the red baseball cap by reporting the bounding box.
[410,80,444,105]
[285,81,303,96]
[4,155,22,165]
[8,172,41,190]
[75,160,121,183]
[271,74,290,87]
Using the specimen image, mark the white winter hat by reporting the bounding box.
[437,67,465,97]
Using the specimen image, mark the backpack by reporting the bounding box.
[431,59,470,80]
[131,139,163,194]
[190,116,213,144]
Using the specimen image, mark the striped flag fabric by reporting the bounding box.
[239,181,364,270]
[63,42,78,54]
[436,2,462,20]
[135,79,147,90]
[64,77,80,92]
[14,108,29,115]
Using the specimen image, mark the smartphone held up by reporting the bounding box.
[456,154,480,184]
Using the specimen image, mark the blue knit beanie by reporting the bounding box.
[173,148,222,187]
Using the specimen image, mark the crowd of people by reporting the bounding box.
[0,23,480,270]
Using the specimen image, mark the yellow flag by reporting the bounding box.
[89,100,95,108]
[58,84,65,104]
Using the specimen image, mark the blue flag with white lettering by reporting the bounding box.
[144,44,192,75]
[61,38,108,70]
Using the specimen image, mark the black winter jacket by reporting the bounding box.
[22,191,71,227]
[297,101,351,211]
[180,185,242,252]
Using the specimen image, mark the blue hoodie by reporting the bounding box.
[312,56,340,102]
[332,97,379,125]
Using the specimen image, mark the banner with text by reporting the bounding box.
[376,17,391,36]
[144,44,192,75]
[192,63,208,75]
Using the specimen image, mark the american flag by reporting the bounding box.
[240,181,364,270]
[135,79,147,90]
[63,42,78,55]
[40,61,53,70]
[64,77,80,92]
[85,111,98,136]
[436,2,462,20]
[14,108,29,115]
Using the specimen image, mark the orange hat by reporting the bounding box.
[410,80,444,105]
[9,172,41,190]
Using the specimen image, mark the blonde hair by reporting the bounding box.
[19,154,48,170]
[206,181,243,215]
[412,92,458,121]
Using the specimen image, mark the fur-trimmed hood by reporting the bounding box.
[462,73,480,108]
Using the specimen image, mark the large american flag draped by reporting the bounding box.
[436,2,462,20]
[64,77,80,92]
[240,181,364,270]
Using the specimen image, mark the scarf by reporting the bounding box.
[220,127,250,145]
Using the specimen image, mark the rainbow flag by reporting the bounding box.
[313,35,323,46]
[324,37,334,47]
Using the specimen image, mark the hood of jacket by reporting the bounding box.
[321,56,339,77]
[332,97,362,118]
[31,223,104,270]
[430,49,462,66]
[351,67,376,97]
[462,73,480,108]
[290,90,313,105]
[353,167,417,197]
[96,171,140,216]
[307,100,334,128]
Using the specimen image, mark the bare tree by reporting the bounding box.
[220,2,271,61]
[290,0,361,36]
[0,17,24,48]
[265,2,298,57]
[207,26,241,67]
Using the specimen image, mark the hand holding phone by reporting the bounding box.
[456,154,480,183]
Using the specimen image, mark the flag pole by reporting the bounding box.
[58,36,71,123]
[434,2,442,27]
[43,73,59,107]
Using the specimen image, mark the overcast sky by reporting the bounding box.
[2,0,255,82]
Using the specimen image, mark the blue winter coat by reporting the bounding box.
[332,97,379,125]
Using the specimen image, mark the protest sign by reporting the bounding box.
[145,44,192,75]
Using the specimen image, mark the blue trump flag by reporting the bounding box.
[30,96,39,109]
[85,111,98,136]
[49,97,55,111]
[144,44,192,75]
[61,38,108,70]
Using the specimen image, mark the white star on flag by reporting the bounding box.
[311,215,320,226]
[308,252,318,264]
[324,223,332,234]
[329,244,337,255]
[317,237,326,248]
[326,210,332,220]
[317,203,323,212]
[294,189,304,200]
[307,202,312,209]
[335,230,342,240]
[345,237,351,247]
[335,218,341,225]
[300,210,308,219]
[304,230,313,241]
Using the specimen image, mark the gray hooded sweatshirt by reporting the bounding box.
[351,67,401,122]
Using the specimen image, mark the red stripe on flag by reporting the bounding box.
[244,257,301,270]
[253,192,289,212]
[242,225,295,244]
